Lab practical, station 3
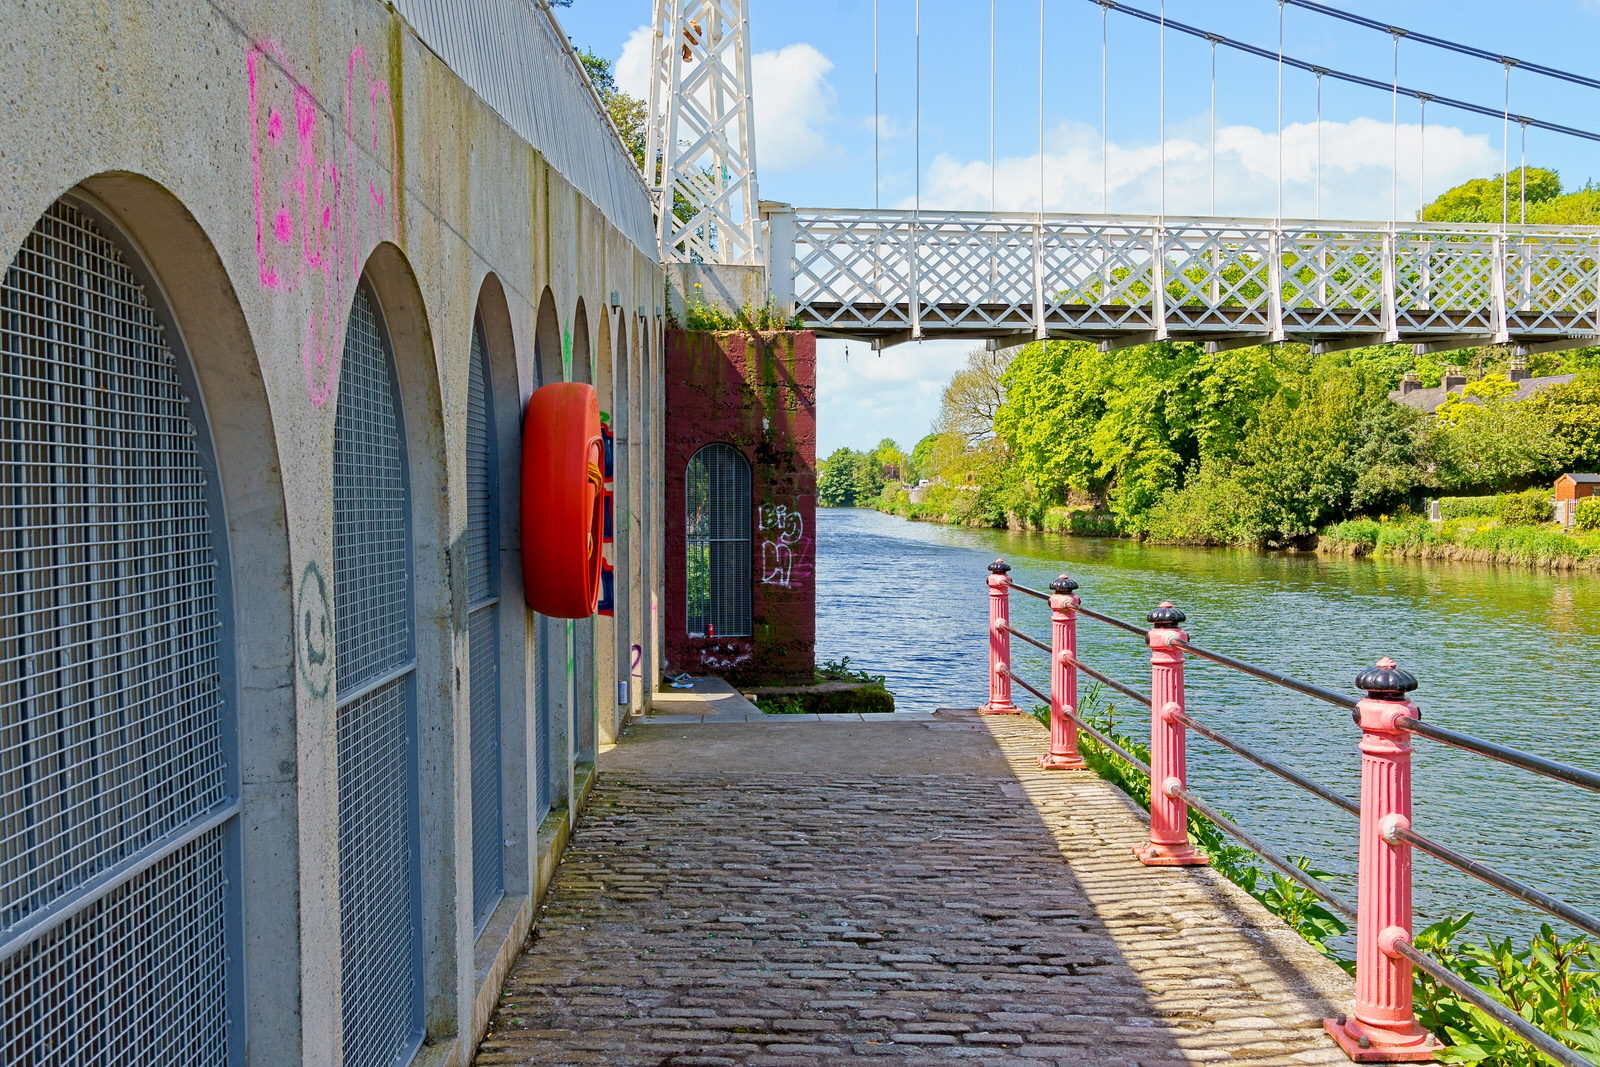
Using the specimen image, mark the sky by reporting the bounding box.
[553,0,1600,458]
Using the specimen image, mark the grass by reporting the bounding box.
[1321,515,1600,569]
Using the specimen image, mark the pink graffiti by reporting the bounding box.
[249,40,398,406]
[758,504,812,589]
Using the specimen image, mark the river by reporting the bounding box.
[814,506,1600,945]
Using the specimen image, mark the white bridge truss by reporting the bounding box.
[766,209,1600,352]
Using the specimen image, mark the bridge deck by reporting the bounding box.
[476,712,1353,1065]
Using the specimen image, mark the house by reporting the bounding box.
[1555,473,1600,527]
[1389,358,1574,414]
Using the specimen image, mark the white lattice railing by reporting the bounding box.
[764,208,1600,350]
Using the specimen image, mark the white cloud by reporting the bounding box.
[909,117,1497,221]
[816,337,973,456]
[616,28,840,176]
[752,43,839,173]
[614,25,653,102]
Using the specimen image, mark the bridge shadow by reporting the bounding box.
[474,713,1349,1065]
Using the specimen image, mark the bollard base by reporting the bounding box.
[1133,841,1210,867]
[1038,752,1088,770]
[1323,1017,1436,1062]
[978,703,1020,715]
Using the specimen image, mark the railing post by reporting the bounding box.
[1135,602,1207,867]
[980,559,1017,714]
[1325,658,1437,1062]
[1039,575,1087,770]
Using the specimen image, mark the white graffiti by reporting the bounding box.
[758,503,813,589]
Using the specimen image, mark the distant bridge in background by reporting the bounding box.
[650,0,1600,354]
[766,208,1600,352]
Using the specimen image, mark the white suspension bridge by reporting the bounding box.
[647,0,1600,355]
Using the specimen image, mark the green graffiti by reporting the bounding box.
[561,327,573,382]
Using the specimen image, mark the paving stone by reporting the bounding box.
[476,715,1355,1064]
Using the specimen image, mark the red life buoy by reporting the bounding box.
[521,382,604,617]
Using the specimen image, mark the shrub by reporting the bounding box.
[1497,488,1553,527]
[1323,519,1381,548]
[1577,498,1600,532]
[1437,495,1498,520]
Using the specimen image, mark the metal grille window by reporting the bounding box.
[0,199,236,1064]
[465,321,501,930]
[334,285,421,1067]
[685,443,750,637]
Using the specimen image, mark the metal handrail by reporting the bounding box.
[1059,652,1152,708]
[1174,783,1356,920]
[1393,825,1600,940]
[1175,712,1359,817]
[1394,941,1595,1067]
[1396,716,1600,794]
[1059,702,1153,777]
[1005,580,1051,602]
[999,622,1051,655]
[1074,604,1148,638]
[1173,638,1359,711]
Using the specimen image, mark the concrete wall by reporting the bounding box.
[0,0,665,1063]
[664,330,817,685]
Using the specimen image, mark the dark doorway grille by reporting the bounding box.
[334,284,421,1067]
[685,443,750,638]
[465,320,502,930]
[0,198,235,1065]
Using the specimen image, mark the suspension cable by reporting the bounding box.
[990,0,995,213]
[1276,2,1283,222]
[1159,0,1166,219]
[1040,0,1046,214]
[1419,94,1430,221]
[1315,69,1323,218]
[1102,3,1109,212]
[914,0,920,217]
[1521,119,1529,224]
[1502,60,1511,228]
[1209,36,1217,216]
[1284,0,1600,93]
[1087,2,1600,144]
[1390,30,1400,226]
[873,0,879,211]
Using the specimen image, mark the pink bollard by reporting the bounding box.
[1134,602,1208,867]
[1039,574,1088,769]
[980,559,1018,714]
[1324,658,1438,1062]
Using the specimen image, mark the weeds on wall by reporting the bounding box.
[815,655,886,687]
[666,281,804,332]
[1031,687,1600,1066]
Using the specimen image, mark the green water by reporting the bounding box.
[815,507,1600,943]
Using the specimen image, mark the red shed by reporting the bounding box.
[1555,473,1600,502]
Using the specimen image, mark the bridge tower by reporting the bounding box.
[648,0,777,313]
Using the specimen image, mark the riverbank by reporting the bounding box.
[868,484,1600,571]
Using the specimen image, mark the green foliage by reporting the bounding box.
[1423,168,1563,223]
[818,447,861,507]
[752,693,809,715]
[1414,915,1600,1065]
[1439,496,1501,520]
[1528,373,1600,473]
[1498,489,1553,528]
[678,284,804,332]
[815,655,887,686]
[1577,499,1600,533]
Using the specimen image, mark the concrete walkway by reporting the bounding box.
[476,711,1354,1065]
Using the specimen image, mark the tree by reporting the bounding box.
[910,432,946,482]
[1525,372,1600,472]
[1423,168,1561,223]
[818,447,860,507]
[575,48,647,171]
[938,347,1013,445]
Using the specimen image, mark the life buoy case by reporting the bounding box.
[521,383,604,617]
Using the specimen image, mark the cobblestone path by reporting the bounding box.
[477,713,1352,1065]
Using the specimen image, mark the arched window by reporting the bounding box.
[0,197,237,1063]
[685,443,751,637]
[465,317,501,930]
[334,282,422,1067]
